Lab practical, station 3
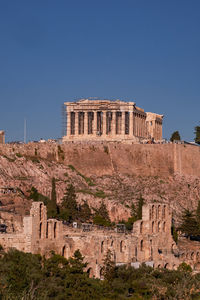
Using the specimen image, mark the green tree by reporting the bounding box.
[60,184,79,223]
[102,250,115,282]
[196,200,200,225]
[194,125,200,144]
[79,201,92,222]
[93,201,111,226]
[179,209,199,236]
[170,131,181,142]
[136,195,145,219]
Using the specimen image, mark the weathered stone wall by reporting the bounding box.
[0,143,199,178]
[0,202,181,278]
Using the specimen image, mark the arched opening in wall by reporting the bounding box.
[54,222,57,239]
[135,247,137,259]
[150,239,153,258]
[158,205,161,219]
[181,253,185,259]
[149,209,152,220]
[62,245,66,257]
[163,222,166,232]
[191,252,195,260]
[140,240,143,251]
[152,221,155,233]
[39,203,42,221]
[152,205,155,219]
[158,221,161,232]
[87,268,94,278]
[164,263,169,269]
[46,222,48,238]
[157,264,161,269]
[163,205,166,218]
[100,268,104,280]
[197,252,200,261]
[140,222,143,234]
[120,241,123,253]
[39,222,42,239]
[101,241,104,253]
[111,240,114,247]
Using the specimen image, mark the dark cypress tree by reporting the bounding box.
[170,131,181,142]
[136,195,145,219]
[60,184,78,223]
[179,209,199,236]
[48,177,58,218]
[79,201,92,222]
[194,126,200,144]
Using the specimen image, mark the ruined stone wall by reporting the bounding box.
[0,142,199,178]
[0,202,182,278]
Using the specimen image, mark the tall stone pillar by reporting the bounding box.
[102,111,107,136]
[66,112,71,136]
[93,111,97,136]
[75,112,79,136]
[85,112,88,135]
[112,111,116,136]
[129,111,133,137]
[121,111,125,135]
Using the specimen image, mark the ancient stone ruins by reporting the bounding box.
[0,131,5,144]
[1,201,198,278]
[62,99,163,142]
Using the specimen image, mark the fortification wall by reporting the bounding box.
[0,143,199,177]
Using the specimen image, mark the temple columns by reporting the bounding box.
[121,111,125,135]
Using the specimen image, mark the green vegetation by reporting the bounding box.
[59,184,79,223]
[194,125,200,144]
[170,131,181,142]
[93,201,111,227]
[178,201,200,237]
[68,164,95,186]
[16,153,23,158]
[57,145,65,161]
[0,248,199,299]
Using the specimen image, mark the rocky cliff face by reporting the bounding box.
[0,142,200,230]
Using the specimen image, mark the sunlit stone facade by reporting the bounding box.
[62,99,163,142]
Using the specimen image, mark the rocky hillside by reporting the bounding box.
[0,142,200,231]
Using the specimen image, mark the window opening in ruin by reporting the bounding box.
[100,268,104,280]
[152,205,155,219]
[191,252,195,260]
[88,112,94,134]
[106,111,112,134]
[78,112,84,135]
[164,263,169,269]
[101,241,104,253]
[62,245,66,257]
[149,209,152,220]
[163,205,166,218]
[163,222,166,232]
[87,268,94,278]
[120,241,123,253]
[39,203,42,221]
[158,205,161,219]
[116,112,122,134]
[140,240,143,251]
[97,112,103,135]
[140,222,143,234]
[158,221,161,232]
[152,221,155,233]
[111,240,114,247]
[39,222,42,239]
[54,222,57,239]
[135,247,137,258]
[46,222,48,238]
[125,112,129,134]
[70,112,75,135]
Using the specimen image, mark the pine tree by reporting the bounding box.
[60,184,78,223]
[102,249,115,282]
[194,126,200,144]
[136,195,145,219]
[179,209,199,236]
[47,178,58,218]
[79,201,92,222]
[170,131,181,142]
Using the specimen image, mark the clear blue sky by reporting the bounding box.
[0,0,199,142]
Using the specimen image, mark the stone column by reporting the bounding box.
[93,111,97,136]
[85,112,88,135]
[75,112,79,136]
[102,111,107,136]
[66,111,71,136]
[129,111,133,137]
[121,111,125,135]
[112,111,116,136]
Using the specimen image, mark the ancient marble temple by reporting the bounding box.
[62,99,163,142]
